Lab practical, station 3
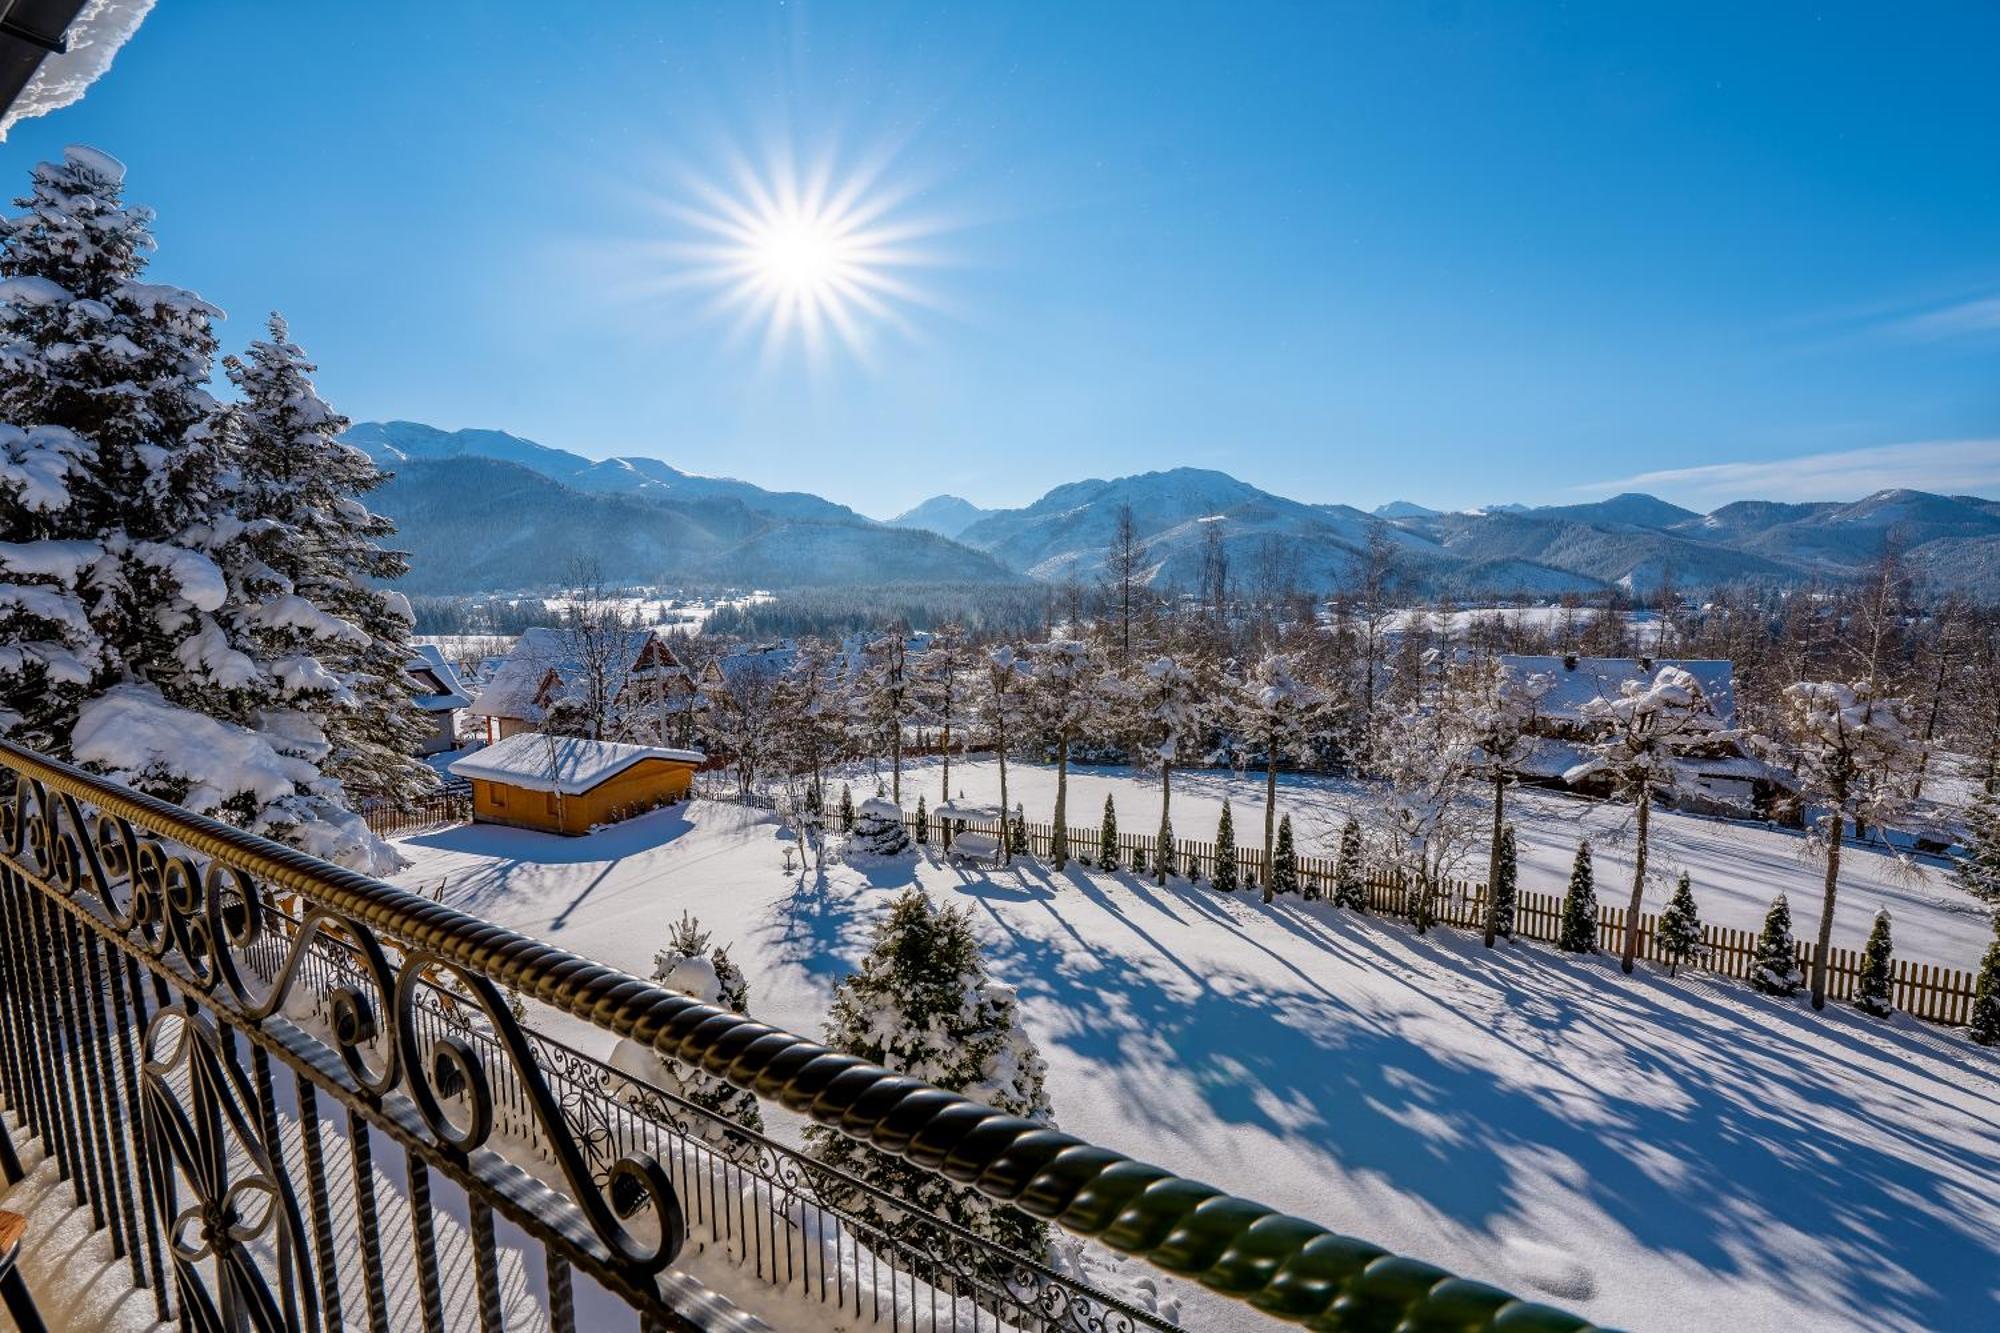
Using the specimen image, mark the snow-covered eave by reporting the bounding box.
[0,3,153,140]
[412,691,471,713]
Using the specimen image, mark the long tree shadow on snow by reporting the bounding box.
[953,868,1999,1327]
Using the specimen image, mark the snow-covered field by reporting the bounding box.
[855,757,1995,971]
[390,792,2000,1333]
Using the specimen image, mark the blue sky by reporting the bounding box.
[6,1,1999,517]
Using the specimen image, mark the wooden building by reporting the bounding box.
[468,627,696,745]
[406,643,473,756]
[448,733,704,835]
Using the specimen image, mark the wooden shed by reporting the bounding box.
[448,733,704,836]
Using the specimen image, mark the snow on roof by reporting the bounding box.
[934,801,1002,821]
[406,643,472,712]
[449,732,704,795]
[1499,655,1738,728]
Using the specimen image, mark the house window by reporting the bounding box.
[493,784,507,809]
[545,793,558,816]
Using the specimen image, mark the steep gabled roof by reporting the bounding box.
[406,643,473,712]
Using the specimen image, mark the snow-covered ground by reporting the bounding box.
[856,757,1995,971]
[390,796,2000,1333]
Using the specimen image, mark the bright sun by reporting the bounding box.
[751,216,849,296]
[663,145,939,365]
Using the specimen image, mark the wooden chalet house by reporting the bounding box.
[467,626,696,744]
[1500,653,1793,818]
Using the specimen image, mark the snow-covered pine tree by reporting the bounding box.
[1855,907,1895,1017]
[1008,801,1028,856]
[1333,815,1365,909]
[1954,785,2000,903]
[1490,824,1518,938]
[1212,798,1239,890]
[221,315,434,803]
[0,147,395,872]
[1972,912,2000,1045]
[638,913,765,1140]
[839,782,855,832]
[1657,870,1702,975]
[805,890,1053,1258]
[913,791,929,844]
[1750,894,1804,995]
[1272,814,1299,894]
[1098,793,1118,870]
[1558,840,1598,952]
[848,796,911,857]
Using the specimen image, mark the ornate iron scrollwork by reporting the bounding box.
[139,1004,318,1333]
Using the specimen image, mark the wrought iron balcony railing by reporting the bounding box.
[0,737,1603,1332]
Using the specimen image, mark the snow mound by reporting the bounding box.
[1501,1236,1597,1301]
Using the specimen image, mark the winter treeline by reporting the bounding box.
[0,147,429,870]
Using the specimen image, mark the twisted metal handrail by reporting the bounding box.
[0,737,1604,1331]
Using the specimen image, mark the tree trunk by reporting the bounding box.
[891,725,902,805]
[1263,746,1278,872]
[1157,762,1173,886]
[1483,772,1505,948]
[1621,786,1651,974]
[941,720,952,805]
[1811,814,1844,1010]
[997,739,1010,866]
[1052,736,1070,869]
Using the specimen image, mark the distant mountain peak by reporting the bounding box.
[886,494,994,540]
[1374,500,1439,519]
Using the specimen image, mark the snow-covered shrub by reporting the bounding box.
[1855,908,1895,1017]
[605,912,766,1146]
[805,890,1054,1262]
[913,792,929,845]
[1098,793,1119,871]
[1333,815,1365,910]
[1271,815,1299,895]
[849,796,912,857]
[1558,841,1598,953]
[1751,894,1804,995]
[1212,799,1238,891]
[1657,870,1702,975]
[1490,824,1518,938]
[1972,913,2000,1045]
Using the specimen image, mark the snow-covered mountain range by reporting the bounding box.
[344,422,2000,597]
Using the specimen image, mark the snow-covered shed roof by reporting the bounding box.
[449,733,705,796]
[469,626,685,721]
[934,801,1002,821]
[406,643,472,713]
[1499,655,1738,728]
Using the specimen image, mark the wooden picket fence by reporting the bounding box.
[911,810,1984,1029]
[359,786,472,837]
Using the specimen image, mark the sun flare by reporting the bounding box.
[661,144,942,365]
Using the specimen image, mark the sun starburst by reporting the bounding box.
[662,142,943,367]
